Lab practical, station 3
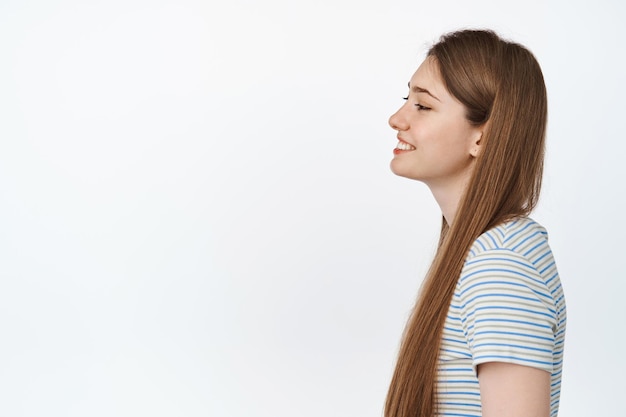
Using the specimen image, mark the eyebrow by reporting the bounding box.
[408,82,440,101]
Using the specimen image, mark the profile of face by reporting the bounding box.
[389,56,483,190]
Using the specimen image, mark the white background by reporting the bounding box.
[1,0,624,416]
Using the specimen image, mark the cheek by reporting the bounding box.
[436,122,474,151]
[419,123,458,152]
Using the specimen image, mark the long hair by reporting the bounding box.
[384,30,548,417]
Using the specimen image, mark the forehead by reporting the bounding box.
[409,56,447,98]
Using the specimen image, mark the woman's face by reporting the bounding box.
[389,57,482,190]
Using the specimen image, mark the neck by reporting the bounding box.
[426,176,470,226]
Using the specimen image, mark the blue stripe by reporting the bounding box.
[523,239,547,257]
[503,221,533,243]
[532,249,551,265]
[539,261,556,274]
[462,304,555,320]
[460,307,557,328]
[460,271,547,294]
[473,342,552,354]
[464,256,538,271]
[442,380,479,384]
[444,326,464,334]
[546,271,559,286]
[438,367,474,372]
[510,230,543,251]
[485,231,497,246]
[437,391,481,397]
[442,337,468,346]
[437,402,481,408]
[460,277,549,298]
[507,218,521,228]
[474,354,552,366]
[441,348,472,358]
[474,317,553,330]
[461,293,550,310]
[473,330,554,342]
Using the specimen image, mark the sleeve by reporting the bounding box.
[456,248,557,373]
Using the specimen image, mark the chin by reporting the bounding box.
[390,159,420,181]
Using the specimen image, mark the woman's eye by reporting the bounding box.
[401,96,430,110]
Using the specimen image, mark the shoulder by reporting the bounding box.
[458,217,558,314]
[456,217,560,327]
[466,217,550,265]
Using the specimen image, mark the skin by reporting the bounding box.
[478,362,551,417]
[388,56,482,225]
[389,56,552,417]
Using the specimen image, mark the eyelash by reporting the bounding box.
[402,97,431,111]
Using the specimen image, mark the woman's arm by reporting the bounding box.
[478,362,551,417]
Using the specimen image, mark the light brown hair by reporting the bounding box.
[384,29,548,417]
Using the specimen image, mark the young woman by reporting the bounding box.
[385,30,566,417]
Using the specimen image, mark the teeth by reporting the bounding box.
[396,141,416,151]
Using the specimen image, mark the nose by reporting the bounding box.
[388,105,409,131]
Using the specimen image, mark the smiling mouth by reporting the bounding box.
[395,140,416,151]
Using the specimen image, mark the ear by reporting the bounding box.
[469,128,483,158]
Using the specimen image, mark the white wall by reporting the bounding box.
[0,0,624,415]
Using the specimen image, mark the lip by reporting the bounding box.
[393,136,416,155]
[396,136,416,146]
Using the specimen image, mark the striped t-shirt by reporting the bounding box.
[436,217,566,416]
